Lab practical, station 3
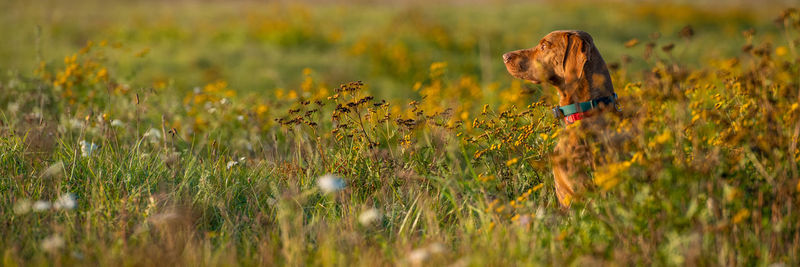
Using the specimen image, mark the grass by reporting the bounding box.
[1,0,799,265]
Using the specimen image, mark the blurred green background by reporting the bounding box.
[0,0,790,99]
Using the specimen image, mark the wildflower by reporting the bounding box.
[594,159,634,191]
[776,46,788,57]
[732,209,750,224]
[144,128,162,143]
[33,200,51,212]
[428,242,446,254]
[41,234,65,253]
[358,208,382,226]
[97,114,108,124]
[148,211,181,225]
[654,131,670,144]
[14,199,32,214]
[317,174,346,193]
[624,38,639,48]
[53,193,76,210]
[477,173,495,182]
[531,183,544,192]
[42,161,64,179]
[79,140,98,157]
[135,47,150,58]
[110,119,125,127]
[796,179,800,193]
[407,248,430,265]
[506,157,519,166]
[226,160,239,169]
[535,206,545,220]
[96,67,108,82]
[516,214,532,226]
[66,118,84,130]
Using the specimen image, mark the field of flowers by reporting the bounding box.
[1,0,799,265]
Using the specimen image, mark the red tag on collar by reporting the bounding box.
[564,112,585,124]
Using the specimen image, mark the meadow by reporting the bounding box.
[1,0,799,265]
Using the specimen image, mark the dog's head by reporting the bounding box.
[502,30,597,86]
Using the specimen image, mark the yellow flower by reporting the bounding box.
[776,46,788,57]
[732,209,750,224]
[796,179,800,193]
[594,160,633,191]
[650,131,670,147]
[429,61,447,73]
[96,67,108,82]
[287,90,298,100]
[153,79,166,89]
[539,133,548,140]
[478,173,495,182]
[691,114,701,123]
[135,47,150,58]
[412,82,422,91]
[531,183,544,192]
[505,157,519,166]
[256,104,269,116]
[561,194,572,207]
[556,230,568,241]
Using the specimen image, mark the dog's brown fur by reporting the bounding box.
[503,30,620,207]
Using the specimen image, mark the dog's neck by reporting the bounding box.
[555,53,615,107]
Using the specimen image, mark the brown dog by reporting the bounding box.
[503,30,620,207]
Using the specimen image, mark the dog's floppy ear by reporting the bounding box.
[558,32,591,85]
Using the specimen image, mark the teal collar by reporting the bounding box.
[552,93,618,118]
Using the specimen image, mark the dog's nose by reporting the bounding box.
[503,53,512,63]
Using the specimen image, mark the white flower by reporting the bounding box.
[8,102,20,113]
[41,234,65,253]
[535,206,545,220]
[42,161,64,178]
[33,200,51,212]
[317,174,346,193]
[67,118,84,130]
[144,128,162,143]
[407,248,429,265]
[516,214,532,226]
[14,199,32,214]
[237,115,244,121]
[226,160,238,169]
[79,140,98,157]
[148,211,180,225]
[428,242,446,254]
[110,119,125,127]
[53,193,76,210]
[220,98,230,105]
[358,208,382,226]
